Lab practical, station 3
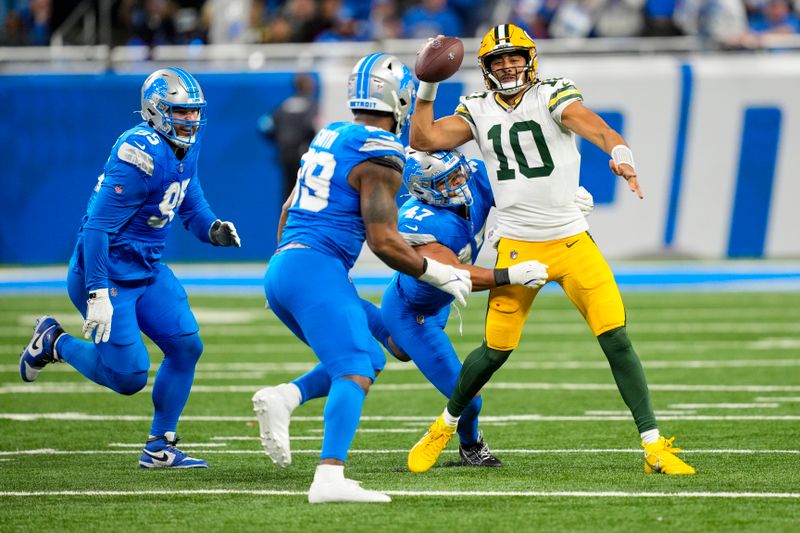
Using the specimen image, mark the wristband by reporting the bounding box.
[417,81,439,101]
[493,268,510,286]
[611,145,635,170]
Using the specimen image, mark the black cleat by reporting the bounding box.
[458,434,502,467]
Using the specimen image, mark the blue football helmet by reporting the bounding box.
[140,67,207,148]
[347,53,416,136]
[403,149,474,207]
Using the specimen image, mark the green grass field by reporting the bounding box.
[1,291,799,532]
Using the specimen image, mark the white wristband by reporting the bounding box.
[611,145,635,170]
[417,81,439,102]
[418,257,447,285]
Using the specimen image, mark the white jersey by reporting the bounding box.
[455,78,587,242]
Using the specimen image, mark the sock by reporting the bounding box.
[57,335,112,388]
[641,428,660,444]
[292,363,332,404]
[279,382,302,410]
[149,334,203,437]
[442,407,460,427]
[597,326,658,434]
[58,335,147,394]
[447,342,512,417]
[457,396,482,447]
[314,463,345,483]
[320,378,366,462]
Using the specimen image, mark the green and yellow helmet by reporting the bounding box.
[478,23,539,95]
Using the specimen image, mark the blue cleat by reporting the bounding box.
[20,316,64,382]
[139,432,208,469]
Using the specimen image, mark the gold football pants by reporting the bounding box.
[486,232,626,350]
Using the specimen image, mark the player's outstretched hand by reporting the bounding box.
[418,257,472,306]
[83,288,114,343]
[608,160,643,199]
[210,220,242,247]
[508,261,548,289]
[574,186,594,217]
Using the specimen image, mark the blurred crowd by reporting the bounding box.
[2,0,800,47]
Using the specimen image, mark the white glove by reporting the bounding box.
[418,257,472,306]
[508,260,549,289]
[83,288,114,344]
[574,186,594,217]
[209,220,241,247]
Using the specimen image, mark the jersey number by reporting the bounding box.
[487,121,554,181]
[295,149,336,212]
[149,179,190,228]
[403,206,435,221]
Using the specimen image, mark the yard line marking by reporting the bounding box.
[1,358,799,374]
[669,403,780,409]
[2,413,800,423]
[2,448,798,458]
[0,489,798,499]
[3,382,800,395]
[755,396,800,402]
[585,410,697,416]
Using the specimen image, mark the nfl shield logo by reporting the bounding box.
[510,250,518,260]
[114,185,123,194]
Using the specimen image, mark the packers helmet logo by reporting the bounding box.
[478,23,539,95]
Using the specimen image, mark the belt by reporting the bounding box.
[275,242,311,254]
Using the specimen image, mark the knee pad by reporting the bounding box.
[160,333,204,368]
[106,369,148,396]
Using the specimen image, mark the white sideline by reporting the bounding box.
[0,489,797,499]
[2,448,799,457]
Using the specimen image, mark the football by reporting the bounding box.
[414,36,464,82]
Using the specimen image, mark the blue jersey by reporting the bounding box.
[393,159,494,313]
[69,123,217,283]
[279,122,405,271]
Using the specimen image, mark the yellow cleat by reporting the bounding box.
[643,436,696,475]
[407,415,457,473]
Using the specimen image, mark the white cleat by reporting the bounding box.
[252,384,297,467]
[308,478,391,504]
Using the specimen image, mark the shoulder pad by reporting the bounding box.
[358,130,404,158]
[461,91,489,101]
[116,142,154,176]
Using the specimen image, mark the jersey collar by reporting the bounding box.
[493,85,532,113]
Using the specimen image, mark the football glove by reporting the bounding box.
[508,260,548,288]
[418,257,472,306]
[209,220,241,247]
[575,186,594,217]
[83,288,113,343]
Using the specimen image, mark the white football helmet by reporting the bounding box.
[140,67,207,148]
[403,149,473,207]
[347,53,416,136]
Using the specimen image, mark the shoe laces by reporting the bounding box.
[661,436,682,454]
[474,442,495,461]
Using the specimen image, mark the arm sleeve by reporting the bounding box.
[177,174,218,244]
[83,228,110,292]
